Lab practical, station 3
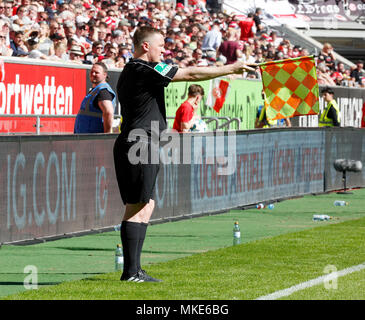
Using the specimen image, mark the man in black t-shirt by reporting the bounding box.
[114,26,256,283]
[253,8,264,35]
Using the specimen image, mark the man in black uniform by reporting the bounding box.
[114,26,255,282]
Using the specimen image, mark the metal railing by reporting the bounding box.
[1,114,240,135]
[0,114,125,135]
[167,116,241,131]
[217,117,241,130]
[0,114,77,135]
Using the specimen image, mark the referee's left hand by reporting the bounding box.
[231,61,258,74]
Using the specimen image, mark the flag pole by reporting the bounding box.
[255,55,315,68]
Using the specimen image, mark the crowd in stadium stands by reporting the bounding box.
[0,0,363,87]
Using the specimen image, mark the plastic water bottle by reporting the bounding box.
[312,215,331,221]
[233,221,241,245]
[256,203,265,209]
[115,244,123,271]
[334,200,348,206]
[267,204,275,210]
[114,224,121,231]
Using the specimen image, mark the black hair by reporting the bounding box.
[321,87,334,95]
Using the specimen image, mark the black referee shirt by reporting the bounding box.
[117,58,178,138]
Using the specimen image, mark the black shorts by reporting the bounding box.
[113,135,160,205]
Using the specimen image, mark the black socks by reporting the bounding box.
[120,221,148,278]
[137,223,148,271]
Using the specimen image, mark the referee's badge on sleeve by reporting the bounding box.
[154,62,172,76]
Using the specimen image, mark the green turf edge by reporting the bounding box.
[3,217,365,300]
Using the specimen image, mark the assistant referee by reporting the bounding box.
[114,26,255,283]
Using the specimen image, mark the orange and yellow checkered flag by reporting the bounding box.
[259,56,319,121]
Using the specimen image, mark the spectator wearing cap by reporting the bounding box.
[165,36,175,50]
[201,19,222,59]
[85,4,97,20]
[10,30,28,56]
[68,44,84,64]
[118,19,132,38]
[332,71,344,86]
[26,30,48,60]
[170,15,182,29]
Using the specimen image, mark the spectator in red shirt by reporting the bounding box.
[173,84,205,132]
[238,13,255,42]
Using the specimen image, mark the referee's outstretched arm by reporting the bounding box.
[172,61,257,82]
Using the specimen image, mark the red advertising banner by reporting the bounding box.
[0,62,87,134]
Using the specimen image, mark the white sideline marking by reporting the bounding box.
[256,262,365,300]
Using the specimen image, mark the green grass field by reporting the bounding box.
[1,189,365,300]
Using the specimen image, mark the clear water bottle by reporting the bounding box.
[312,215,331,221]
[115,244,123,271]
[267,204,274,210]
[334,200,348,206]
[256,203,265,209]
[233,221,241,245]
[114,224,121,231]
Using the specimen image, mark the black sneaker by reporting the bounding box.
[120,273,145,282]
[138,269,162,283]
[120,270,162,283]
